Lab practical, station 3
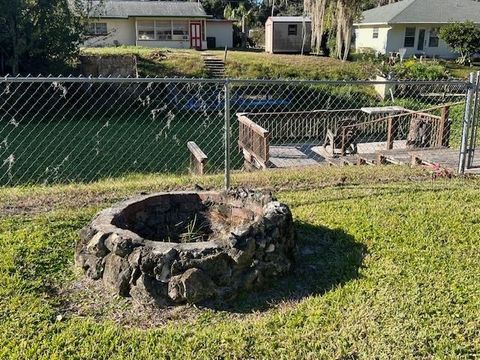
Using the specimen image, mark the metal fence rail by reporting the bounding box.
[0,75,475,187]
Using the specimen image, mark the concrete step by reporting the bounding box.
[203,55,226,79]
[204,61,224,65]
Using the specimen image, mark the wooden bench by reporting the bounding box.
[187,141,208,175]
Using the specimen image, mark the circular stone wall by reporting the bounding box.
[75,189,296,306]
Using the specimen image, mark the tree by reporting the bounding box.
[439,21,480,65]
[224,3,255,48]
[304,0,365,60]
[304,0,404,60]
[0,0,90,75]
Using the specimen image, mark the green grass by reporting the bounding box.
[210,50,378,80]
[443,61,480,80]
[81,46,207,78]
[80,47,480,82]
[0,167,479,359]
[81,47,377,80]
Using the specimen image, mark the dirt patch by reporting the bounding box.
[0,191,122,217]
[56,275,209,328]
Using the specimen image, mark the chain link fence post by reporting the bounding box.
[224,78,231,190]
[458,72,476,174]
[467,71,480,169]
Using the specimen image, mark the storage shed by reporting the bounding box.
[206,19,234,49]
[265,16,311,54]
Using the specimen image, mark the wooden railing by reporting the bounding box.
[237,104,456,165]
[238,114,270,168]
[339,105,451,155]
[243,109,382,143]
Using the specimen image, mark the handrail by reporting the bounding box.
[339,104,454,154]
[342,101,462,130]
[237,114,270,167]
[238,114,269,136]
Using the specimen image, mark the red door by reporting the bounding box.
[190,22,202,49]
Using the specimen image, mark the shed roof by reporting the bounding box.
[268,16,311,23]
[356,0,480,25]
[90,1,208,19]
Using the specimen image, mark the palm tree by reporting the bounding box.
[224,3,255,48]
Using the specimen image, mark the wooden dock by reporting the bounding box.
[267,143,480,174]
[237,105,474,174]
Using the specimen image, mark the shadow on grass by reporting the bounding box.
[209,221,366,313]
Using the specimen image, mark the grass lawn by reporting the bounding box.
[81,47,207,78]
[443,61,480,80]
[81,47,377,80]
[209,50,377,80]
[0,166,479,359]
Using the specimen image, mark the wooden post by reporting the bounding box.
[438,105,450,147]
[376,153,387,165]
[386,116,395,150]
[410,154,423,166]
[340,128,346,156]
[187,141,208,175]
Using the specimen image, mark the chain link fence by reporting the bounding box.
[0,76,475,187]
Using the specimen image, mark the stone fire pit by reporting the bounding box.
[75,190,295,306]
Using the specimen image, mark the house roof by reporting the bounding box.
[356,0,480,25]
[90,1,208,19]
[268,16,311,23]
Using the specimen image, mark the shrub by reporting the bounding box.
[249,27,265,49]
[392,59,448,80]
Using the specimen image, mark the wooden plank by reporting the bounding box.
[384,154,408,165]
[358,153,376,165]
[361,106,405,114]
[187,141,207,162]
[187,141,208,175]
[269,145,323,168]
[438,106,450,147]
[237,114,269,136]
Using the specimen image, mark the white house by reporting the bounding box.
[86,1,233,50]
[353,0,480,58]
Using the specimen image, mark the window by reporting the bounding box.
[288,24,297,36]
[87,22,108,36]
[404,27,416,47]
[137,20,191,41]
[156,20,172,40]
[137,20,155,40]
[372,27,379,39]
[172,21,189,40]
[429,28,439,47]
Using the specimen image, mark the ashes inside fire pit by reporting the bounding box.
[75,189,296,306]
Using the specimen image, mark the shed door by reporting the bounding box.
[190,22,202,49]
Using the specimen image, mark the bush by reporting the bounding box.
[392,59,448,80]
[249,27,265,49]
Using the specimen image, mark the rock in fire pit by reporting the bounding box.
[75,189,295,306]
